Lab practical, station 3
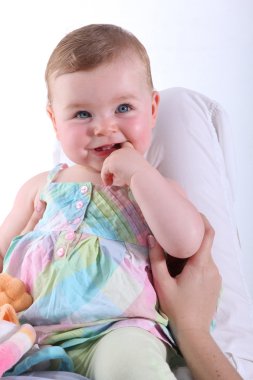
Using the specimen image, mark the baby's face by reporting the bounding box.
[47,55,159,173]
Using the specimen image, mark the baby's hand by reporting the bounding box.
[101,142,151,186]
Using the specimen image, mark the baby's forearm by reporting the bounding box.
[130,167,204,258]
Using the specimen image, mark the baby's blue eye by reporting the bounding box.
[76,111,91,119]
[116,104,131,113]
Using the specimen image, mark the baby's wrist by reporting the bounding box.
[130,165,157,188]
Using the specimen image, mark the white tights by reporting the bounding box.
[67,327,185,380]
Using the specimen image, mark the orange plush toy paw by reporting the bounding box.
[0,273,33,312]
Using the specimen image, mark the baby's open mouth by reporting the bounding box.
[94,143,121,152]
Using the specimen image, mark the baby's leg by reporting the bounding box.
[85,327,179,380]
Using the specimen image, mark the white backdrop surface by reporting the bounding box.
[0,0,252,297]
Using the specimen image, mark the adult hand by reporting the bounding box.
[21,200,47,234]
[148,214,221,336]
[148,216,243,380]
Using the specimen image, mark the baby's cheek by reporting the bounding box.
[122,119,152,154]
[133,134,152,155]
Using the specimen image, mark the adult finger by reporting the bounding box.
[189,214,215,267]
[148,235,174,288]
[21,200,46,234]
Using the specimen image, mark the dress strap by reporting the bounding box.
[46,163,68,184]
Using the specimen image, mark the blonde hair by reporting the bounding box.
[45,24,153,101]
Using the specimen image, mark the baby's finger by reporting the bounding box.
[102,172,113,186]
[121,141,134,149]
[100,160,113,186]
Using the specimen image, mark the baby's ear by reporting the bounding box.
[151,91,160,126]
[46,104,58,137]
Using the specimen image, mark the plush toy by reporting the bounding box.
[0,303,19,324]
[0,273,33,312]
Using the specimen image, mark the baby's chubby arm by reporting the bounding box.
[101,143,204,258]
[0,171,48,271]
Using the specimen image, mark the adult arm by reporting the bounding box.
[148,215,242,380]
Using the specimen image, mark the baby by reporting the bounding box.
[0,24,204,379]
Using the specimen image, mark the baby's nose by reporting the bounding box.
[94,118,118,136]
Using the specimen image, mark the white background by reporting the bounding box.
[0,0,252,297]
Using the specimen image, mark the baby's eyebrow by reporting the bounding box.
[64,102,91,111]
[114,94,139,102]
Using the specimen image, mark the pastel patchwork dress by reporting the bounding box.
[3,163,176,372]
